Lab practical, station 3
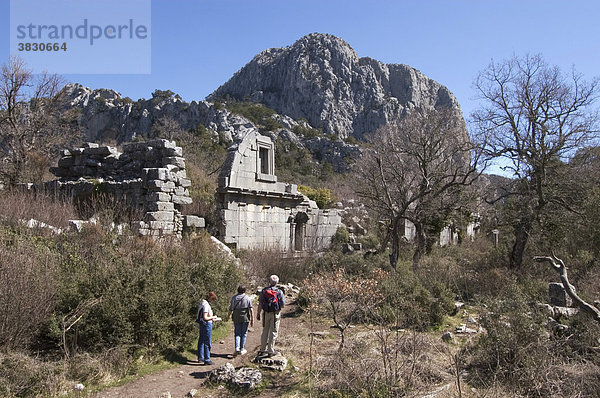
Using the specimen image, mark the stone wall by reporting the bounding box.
[47,139,193,237]
[216,130,342,252]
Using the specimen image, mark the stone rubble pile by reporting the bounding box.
[253,353,288,371]
[208,362,263,390]
[47,139,195,238]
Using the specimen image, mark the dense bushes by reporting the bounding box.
[0,224,242,354]
[316,331,448,397]
[466,285,600,397]
[0,190,243,396]
[47,230,241,354]
[296,251,454,331]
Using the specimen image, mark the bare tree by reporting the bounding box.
[534,254,600,323]
[302,268,383,350]
[355,107,482,270]
[472,54,600,268]
[0,56,80,185]
[151,115,184,140]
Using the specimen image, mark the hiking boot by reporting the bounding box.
[204,360,214,366]
[267,351,279,357]
[240,349,248,355]
[255,351,268,359]
[233,350,241,357]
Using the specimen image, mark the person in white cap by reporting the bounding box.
[256,274,285,357]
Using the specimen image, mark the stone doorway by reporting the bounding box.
[294,212,309,251]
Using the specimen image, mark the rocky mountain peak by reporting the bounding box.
[209,33,464,140]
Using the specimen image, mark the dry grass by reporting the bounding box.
[0,239,59,349]
[275,305,480,398]
[0,189,77,230]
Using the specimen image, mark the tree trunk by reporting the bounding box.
[389,218,400,270]
[412,222,427,271]
[510,218,531,268]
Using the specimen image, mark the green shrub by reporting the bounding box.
[374,263,453,329]
[275,139,316,182]
[192,123,208,136]
[46,230,242,354]
[332,226,350,245]
[227,102,282,131]
[298,184,333,209]
[292,124,322,138]
[0,231,60,350]
[418,240,511,301]
[343,135,358,145]
[151,89,180,100]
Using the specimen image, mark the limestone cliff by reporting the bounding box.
[58,83,359,172]
[59,84,251,144]
[209,33,462,139]
[58,33,465,172]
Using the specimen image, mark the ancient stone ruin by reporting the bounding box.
[44,135,341,250]
[47,139,196,238]
[216,129,342,252]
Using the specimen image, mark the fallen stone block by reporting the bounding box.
[549,282,573,307]
[184,215,205,229]
[185,389,198,398]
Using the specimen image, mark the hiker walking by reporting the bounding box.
[196,291,222,365]
[256,275,285,357]
[227,285,254,356]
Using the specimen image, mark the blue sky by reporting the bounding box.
[3,0,600,122]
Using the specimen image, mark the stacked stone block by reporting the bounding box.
[48,139,193,238]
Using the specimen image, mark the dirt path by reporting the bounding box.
[91,319,265,398]
[89,300,474,398]
[91,303,299,398]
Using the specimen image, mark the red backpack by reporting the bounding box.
[262,287,280,312]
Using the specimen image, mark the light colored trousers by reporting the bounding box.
[260,311,281,353]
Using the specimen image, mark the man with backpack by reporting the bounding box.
[256,274,285,357]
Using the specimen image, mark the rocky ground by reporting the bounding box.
[90,301,314,398]
[90,299,482,398]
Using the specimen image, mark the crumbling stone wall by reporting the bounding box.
[216,129,342,252]
[47,139,193,237]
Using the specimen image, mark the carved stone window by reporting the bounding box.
[259,147,270,174]
[256,138,276,182]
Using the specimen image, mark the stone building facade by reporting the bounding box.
[216,130,342,252]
